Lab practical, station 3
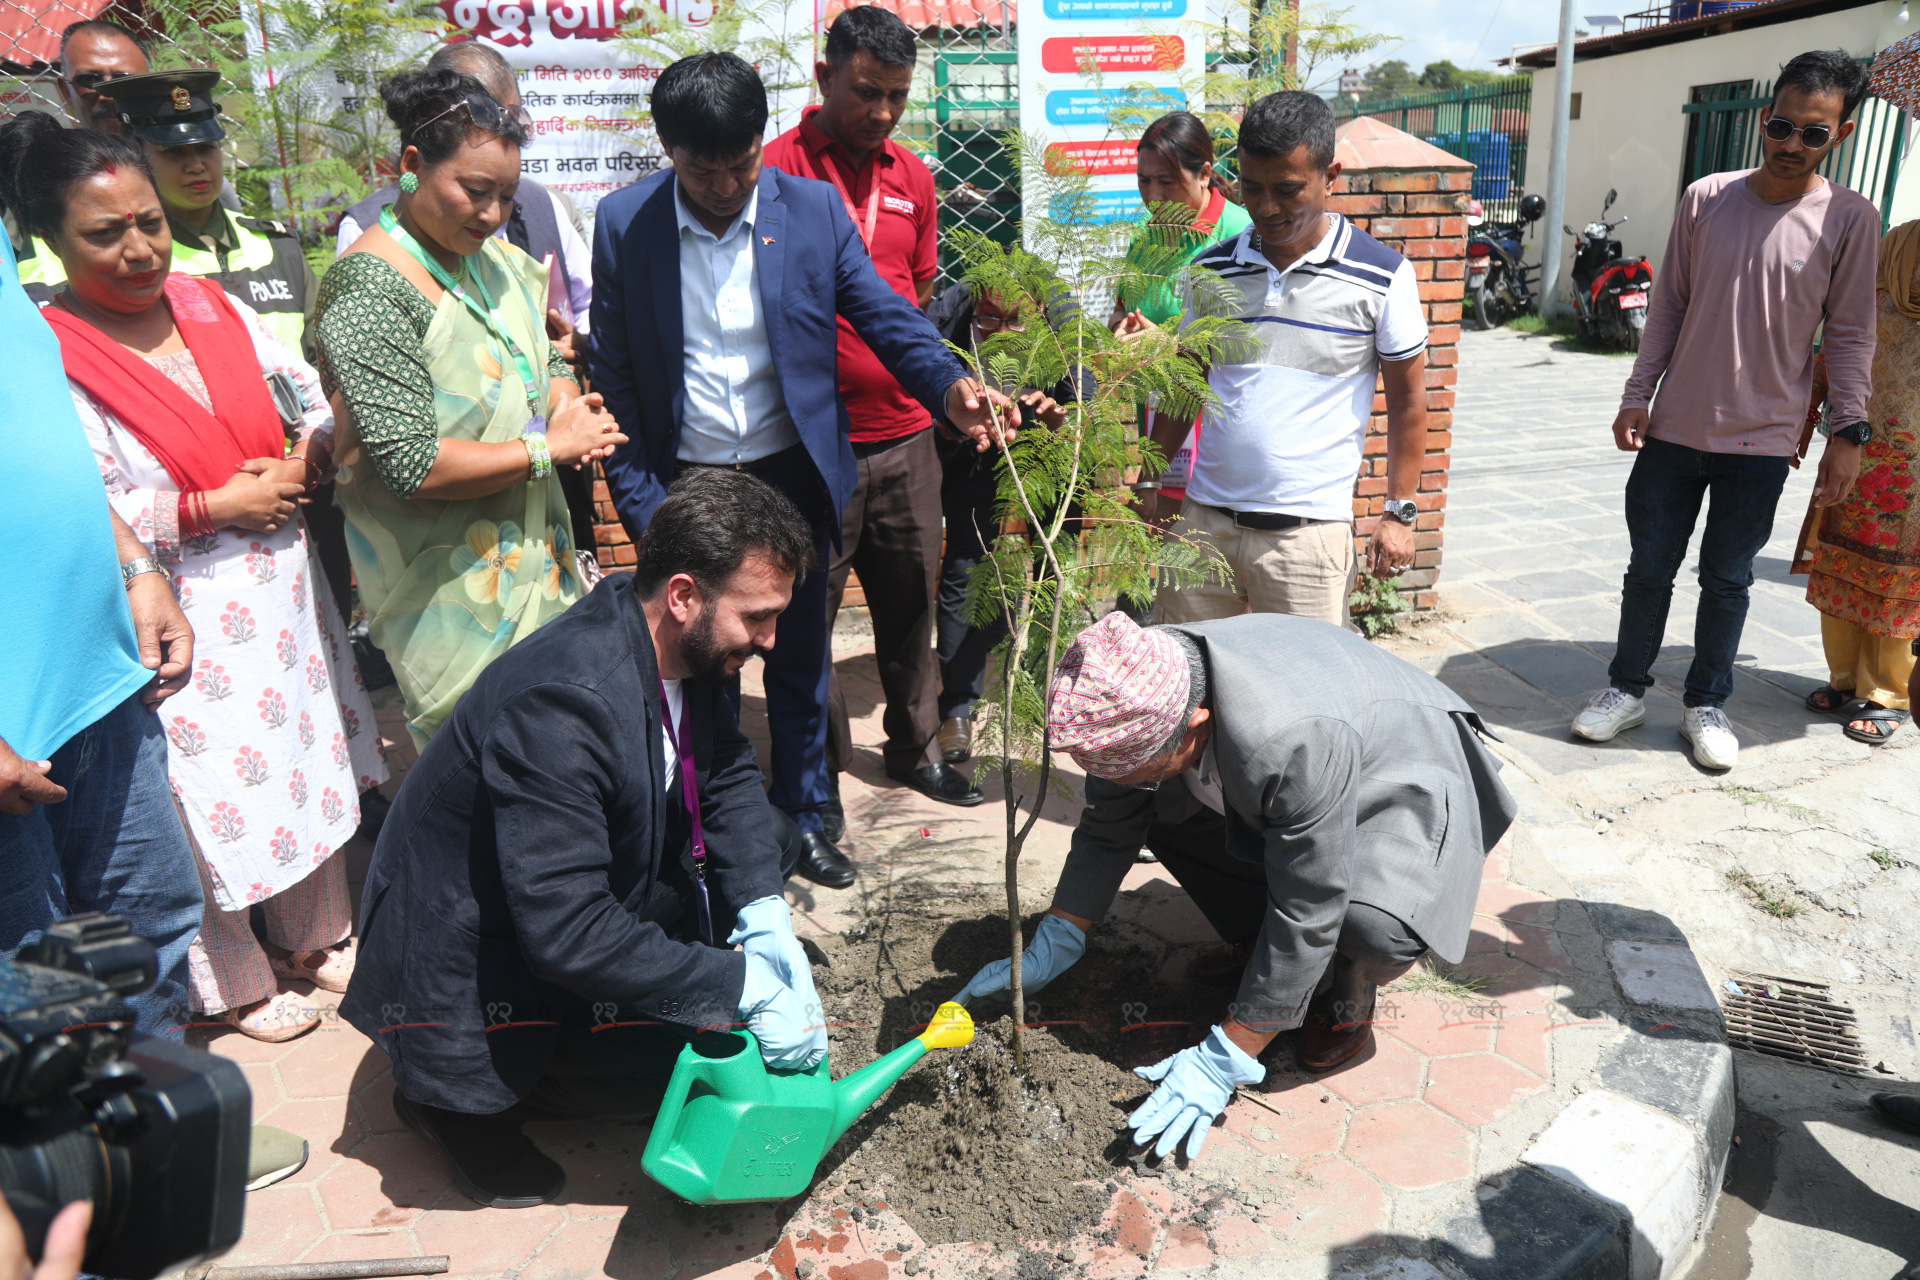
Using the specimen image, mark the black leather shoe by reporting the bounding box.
[796,831,857,889]
[822,791,846,845]
[1872,1092,1920,1134]
[887,762,986,807]
[1185,941,1254,988]
[393,1089,565,1208]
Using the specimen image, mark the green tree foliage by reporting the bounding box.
[1361,57,1415,101]
[960,136,1251,1067]
[616,0,813,148]
[130,0,446,240]
[1417,59,1504,90]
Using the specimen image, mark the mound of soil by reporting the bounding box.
[807,892,1231,1247]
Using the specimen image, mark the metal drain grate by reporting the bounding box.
[1722,972,1868,1075]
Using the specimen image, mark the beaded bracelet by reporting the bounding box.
[522,430,553,481]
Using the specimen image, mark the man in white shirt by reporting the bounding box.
[1150,91,1430,627]
[590,53,1010,888]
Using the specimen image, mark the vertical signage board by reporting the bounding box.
[1016,0,1204,233]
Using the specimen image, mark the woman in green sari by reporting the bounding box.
[316,69,625,746]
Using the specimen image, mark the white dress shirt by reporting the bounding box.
[672,183,801,466]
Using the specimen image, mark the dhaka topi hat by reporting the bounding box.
[1047,612,1191,779]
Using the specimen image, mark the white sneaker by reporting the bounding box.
[1572,687,1646,741]
[1680,706,1739,770]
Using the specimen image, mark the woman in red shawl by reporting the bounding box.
[0,112,386,1041]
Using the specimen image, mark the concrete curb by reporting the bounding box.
[1423,770,1735,1280]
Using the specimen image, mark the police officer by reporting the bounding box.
[91,69,317,358]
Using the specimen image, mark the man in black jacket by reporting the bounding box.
[342,471,824,1209]
[925,279,1083,763]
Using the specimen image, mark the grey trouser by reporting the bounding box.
[1147,807,1426,1015]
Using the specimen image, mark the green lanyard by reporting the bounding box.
[379,206,542,421]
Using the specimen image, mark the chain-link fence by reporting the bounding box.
[892,4,1019,292]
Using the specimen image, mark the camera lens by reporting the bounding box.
[0,1103,115,1260]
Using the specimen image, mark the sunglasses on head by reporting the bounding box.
[413,93,533,136]
[1763,116,1835,148]
[66,69,135,91]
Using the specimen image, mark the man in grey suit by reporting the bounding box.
[956,611,1516,1160]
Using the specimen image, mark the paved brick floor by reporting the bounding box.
[203,325,1745,1278]
[202,671,1611,1280]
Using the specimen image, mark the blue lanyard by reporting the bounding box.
[379,206,541,418]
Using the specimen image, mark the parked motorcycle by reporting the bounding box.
[1465,191,1545,330]
[1564,188,1655,352]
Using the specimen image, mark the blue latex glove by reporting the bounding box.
[730,895,818,1009]
[952,913,1087,1007]
[737,953,828,1071]
[1128,1025,1266,1160]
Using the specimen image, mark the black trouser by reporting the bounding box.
[936,438,1004,720]
[304,483,354,629]
[408,811,805,1122]
[826,429,945,776]
[513,810,806,1119]
[1146,808,1427,1017]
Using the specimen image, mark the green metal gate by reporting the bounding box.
[1333,79,1534,221]
[1680,75,1908,229]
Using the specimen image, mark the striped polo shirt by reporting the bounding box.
[1184,213,1427,522]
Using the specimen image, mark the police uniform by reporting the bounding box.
[91,70,317,357]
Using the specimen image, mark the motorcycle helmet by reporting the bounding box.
[1518,192,1547,223]
[1465,196,1484,228]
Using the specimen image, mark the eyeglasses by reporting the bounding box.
[65,69,136,91]
[973,312,1027,334]
[412,94,533,137]
[1763,116,1835,149]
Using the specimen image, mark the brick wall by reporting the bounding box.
[589,464,636,571]
[1328,120,1472,612]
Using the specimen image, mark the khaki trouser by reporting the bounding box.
[1155,497,1356,627]
[1822,613,1914,711]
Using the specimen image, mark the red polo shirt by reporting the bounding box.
[763,105,940,443]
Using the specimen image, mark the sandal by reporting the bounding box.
[1843,703,1908,746]
[222,990,321,1043]
[270,938,357,994]
[1805,685,1859,713]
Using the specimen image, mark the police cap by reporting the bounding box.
[98,69,226,148]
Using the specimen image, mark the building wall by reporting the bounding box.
[1521,1,1914,294]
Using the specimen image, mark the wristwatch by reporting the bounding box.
[1382,498,1419,526]
[120,556,164,588]
[1831,421,1873,446]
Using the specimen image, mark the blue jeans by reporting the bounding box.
[0,695,203,1038]
[1608,437,1791,708]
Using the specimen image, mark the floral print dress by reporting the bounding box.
[70,297,387,912]
[1806,289,1920,637]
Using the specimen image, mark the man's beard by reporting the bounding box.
[676,607,754,682]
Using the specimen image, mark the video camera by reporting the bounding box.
[0,914,248,1280]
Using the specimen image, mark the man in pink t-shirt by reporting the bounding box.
[763,6,986,822]
[1572,50,1880,771]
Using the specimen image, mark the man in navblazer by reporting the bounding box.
[956,611,1517,1159]
[344,471,827,1207]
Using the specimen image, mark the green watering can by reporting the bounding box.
[641,1001,975,1205]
